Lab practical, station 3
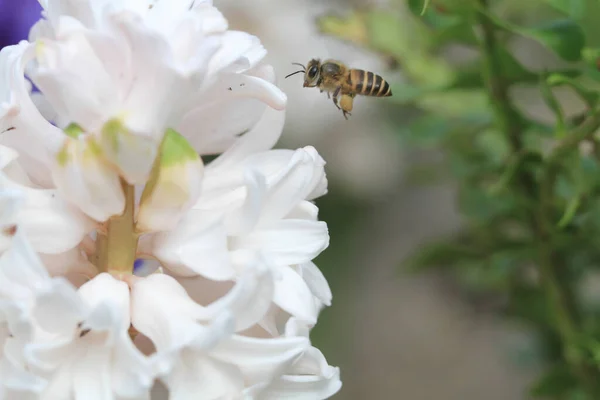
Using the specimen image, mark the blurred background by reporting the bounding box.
[3,0,569,398]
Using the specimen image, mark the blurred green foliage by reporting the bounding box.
[319,0,600,398]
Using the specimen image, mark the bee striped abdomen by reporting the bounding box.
[348,69,392,97]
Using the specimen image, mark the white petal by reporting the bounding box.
[197,70,285,114]
[208,107,285,171]
[0,187,24,227]
[52,135,125,222]
[167,355,243,400]
[150,210,235,280]
[77,273,130,330]
[99,119,159,185]
[31,27,119,132]
[255,147,326,225]
[136,130,204,232]
[0,230,50,300]
[178,99,266,155]
[130,274,233,353]
[212,334,309,385]
[207,31,265,75]
[286,201,319,221]
[111,331,155,399]
[30,273,153,399]
[272,267,318,325]
[256,304,292,338]
[234,219,329,266]
[259,367,342,400]
[0,357,47,398]
[33,278,83,335]
[298,262,332,307]
[71,347,113,400]
[178,59,274,153]
[202,254,274,332]
[223,169,266,236]
[261,342,342,400]
[0,43,64,187]
[111,12,192,137]
[4,180,95,254]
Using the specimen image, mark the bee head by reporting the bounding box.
[303,59,321,87]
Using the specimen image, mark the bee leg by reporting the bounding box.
[340,94,354,120]
[332,87,342,110]
[327,92,331,99]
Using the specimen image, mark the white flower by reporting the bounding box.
[27,274,153,400]
[0,0,340,399]
[144,108,330,324]
[131,255,310,399]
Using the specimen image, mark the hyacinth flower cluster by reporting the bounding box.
[0,0,341,399]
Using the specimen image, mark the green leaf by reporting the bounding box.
[485,12,586,62]
[524,20,585,62]
[407,0,478,46]
[408,0,462,29]
[476,129,511,166]
[544,0,587,19]
[420,0,431,16]
[547,73,600,107]
[582,47,600,82]
[489,152,528,194]
[557,195,582,228]
[529,364,578,397]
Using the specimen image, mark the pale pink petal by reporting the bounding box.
[39,247,97,280]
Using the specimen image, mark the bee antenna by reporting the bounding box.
[291,62,306,71]
[284,70,305,79]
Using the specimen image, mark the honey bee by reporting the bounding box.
[285,59,393,119]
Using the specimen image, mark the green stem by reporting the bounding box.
[96,179,138,275]
[476,0,524,155]
[476,1,600,396]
